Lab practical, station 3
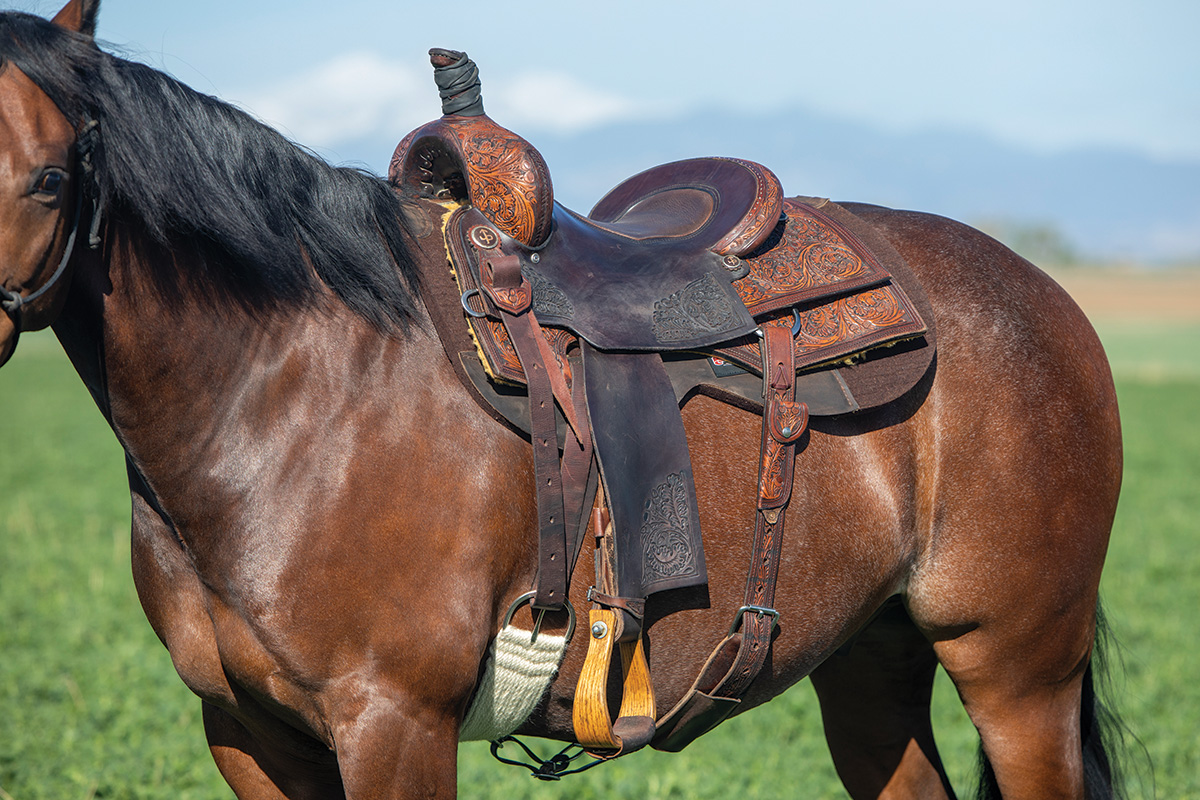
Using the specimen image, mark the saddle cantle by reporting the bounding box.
[391,49,937,758]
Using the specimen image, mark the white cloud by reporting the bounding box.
[229,53,640,149]
[486,72,640,135]
[231,52,437,148]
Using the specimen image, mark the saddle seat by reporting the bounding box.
[589,157,783,256]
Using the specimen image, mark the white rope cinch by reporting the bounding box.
[459,596,572,742]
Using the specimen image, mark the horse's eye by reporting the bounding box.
[34,171,64,196]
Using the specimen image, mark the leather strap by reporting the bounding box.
[559,355,596,579]
[476,244,571,609]
[652,325,808,751]
[500,306,569,609]
[573,496,657,757]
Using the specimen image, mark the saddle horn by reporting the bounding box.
[389,49,554,247]
[428,48,485,117]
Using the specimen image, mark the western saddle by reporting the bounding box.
[390,49,935,760]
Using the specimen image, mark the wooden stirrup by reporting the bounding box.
[572,608,656,755]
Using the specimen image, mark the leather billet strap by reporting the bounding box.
[652,325,808,752]
[471,230,580,611]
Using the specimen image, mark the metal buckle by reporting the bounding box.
[503,590,576,643]
[460,288,486,318]
[728,605,780,637]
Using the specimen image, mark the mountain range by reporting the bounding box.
[335,105,1200,266]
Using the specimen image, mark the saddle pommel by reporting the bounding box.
[389,50,554,247]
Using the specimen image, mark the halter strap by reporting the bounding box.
[0,118,100,366]
[0,182,84,315]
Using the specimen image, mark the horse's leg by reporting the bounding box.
[204,703,346,800]
[129,472,349,799]
[329,695,461,800]
[809,600,956,800]
[845,203,1123,799]
[925,596,1098,800]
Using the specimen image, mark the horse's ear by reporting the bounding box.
[51,0,100,37]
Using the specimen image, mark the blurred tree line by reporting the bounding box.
[976,219,1079,267]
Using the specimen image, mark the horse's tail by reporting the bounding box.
[974,602,1148,800]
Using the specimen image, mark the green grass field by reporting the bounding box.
[2,319,1197,799]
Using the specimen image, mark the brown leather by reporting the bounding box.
[390,113,554,247]
[651,690,740,752]
[499,307,568,610]
[448,199,926,389]
[734,197,892,315]
[590,157,783,256]
[584,344,707,601]
[587,590,646,620]
[652,328,807,752]
[485,204,760,351]
[589,187,714,239]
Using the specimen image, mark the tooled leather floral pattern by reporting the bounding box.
[652,273,743,344]
[478,318,577,384]
[641,472,699,583]
[427,116,553,247]
[458,130,548,245]
[734,199,875,314]
[717,282,918,373]
[759,435,792,505]
[391,115,553,246]
[793,286,908,356]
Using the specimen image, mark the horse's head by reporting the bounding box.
[0,0,99,367]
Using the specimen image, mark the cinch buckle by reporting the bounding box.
[728,605,780,637]
[503,590,577,643]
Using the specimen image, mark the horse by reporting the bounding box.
[0,2,1126,798]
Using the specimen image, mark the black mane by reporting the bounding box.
[0,11,419,330]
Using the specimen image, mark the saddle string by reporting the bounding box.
[488,736,606,781]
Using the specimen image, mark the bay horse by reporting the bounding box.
[0,2,1126,798]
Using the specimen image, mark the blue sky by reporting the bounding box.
[13,0,1200,173]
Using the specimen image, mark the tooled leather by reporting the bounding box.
[758,326,805,508]
[733,198,892,316]
[715,282,925,375]
[391,114,554,247]
[711,158,784,256]
[452,206,923,383]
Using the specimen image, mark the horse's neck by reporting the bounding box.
[55,219,457,542]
